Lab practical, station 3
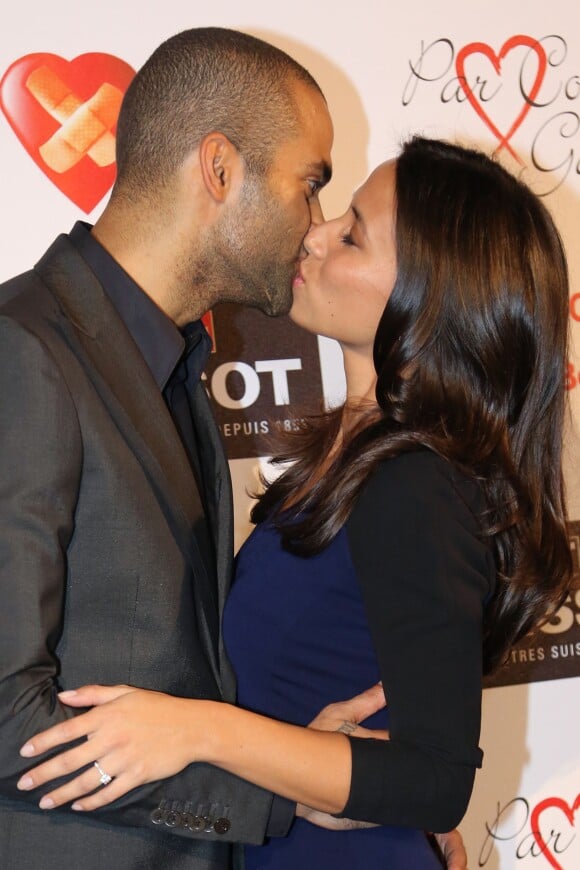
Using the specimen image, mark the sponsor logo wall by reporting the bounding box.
[202,304,324,459]
[485,520,580,689]
[1,2,579,865]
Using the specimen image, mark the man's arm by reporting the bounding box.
[0,316,282,843]
[0,315,83,795]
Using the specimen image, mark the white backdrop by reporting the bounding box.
[2,2,579,867]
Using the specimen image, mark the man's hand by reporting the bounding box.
[308,682,388,740]
[296,804,376,830]
[300,685,469,870]
[432,829,468,870]
[298,683,387,830]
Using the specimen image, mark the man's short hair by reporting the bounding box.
[114,27,323,196]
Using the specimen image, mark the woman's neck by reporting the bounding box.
[341,344,378,409]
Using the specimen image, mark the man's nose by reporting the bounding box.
[309,196,325,226]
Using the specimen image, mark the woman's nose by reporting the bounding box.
[303,223,326,258]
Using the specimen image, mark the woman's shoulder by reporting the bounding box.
[346,449,495,598]
[357,448,476,494]
[349,448,485,532]
[370,448,450,479]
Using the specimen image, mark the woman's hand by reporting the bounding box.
[16,684,205,812]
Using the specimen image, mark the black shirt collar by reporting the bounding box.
[69,221,210,390]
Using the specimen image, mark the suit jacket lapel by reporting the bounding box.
[36,236,198,520]
[35,235,223,691]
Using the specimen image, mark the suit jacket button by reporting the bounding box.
[150,806,167,825]
[180,811,194,830]
[165,809,182,827]
[191,815,207,832]
[214,817,231,835]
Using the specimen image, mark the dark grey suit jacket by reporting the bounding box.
[0,235,277,869]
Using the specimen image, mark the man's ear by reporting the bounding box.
[199,132,244,203]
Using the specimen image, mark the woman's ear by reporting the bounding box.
[198,132,244,203]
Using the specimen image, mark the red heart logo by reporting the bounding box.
[530,794,580,870]
[0,53,135,212]
[202,311,216,353]
[455,36,547,164]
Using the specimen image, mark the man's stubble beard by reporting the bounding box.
[198,174,299,317]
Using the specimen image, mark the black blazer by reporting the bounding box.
[0,234,277,870]
[342,451,495,832]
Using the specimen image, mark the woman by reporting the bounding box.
[17,137,573,868]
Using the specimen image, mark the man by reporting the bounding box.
[0,27,466,869]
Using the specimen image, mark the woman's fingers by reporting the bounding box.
[27,759,134,812]
[20,710,99,758]
[71,772,136,812]
[17,741,101,792]
[38,763,111,809]
[58,684,134,708]
[20,687,134,758]
[18,739,142,811]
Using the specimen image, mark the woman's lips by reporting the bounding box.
[293,263,305,286]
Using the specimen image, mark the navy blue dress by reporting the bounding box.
[223,452,492,868]
[223,524,441,868]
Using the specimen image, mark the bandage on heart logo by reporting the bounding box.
[0,53,135,212]
[455,36,547,164]
[530,794,580,870]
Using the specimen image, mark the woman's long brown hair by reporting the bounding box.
[252,136,573,674]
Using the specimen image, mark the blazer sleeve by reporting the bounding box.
[0,314,84,788]
[340,451,494,832]
[0,315,287,845]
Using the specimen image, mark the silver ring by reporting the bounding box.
[336,720,358,735]
[94,760,113,786]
